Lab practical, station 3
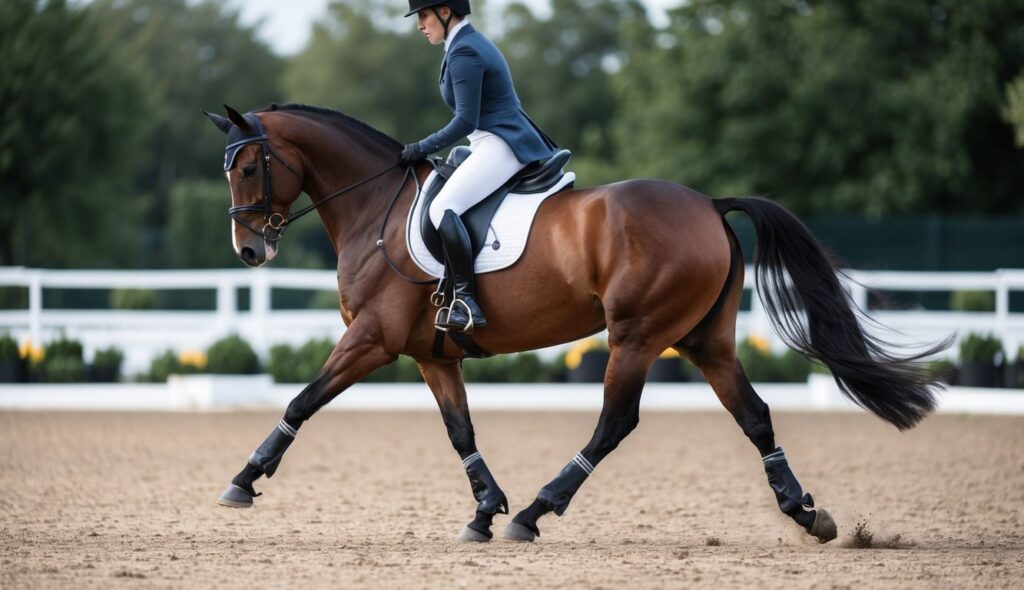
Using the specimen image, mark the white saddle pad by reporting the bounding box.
[406,170,576,277]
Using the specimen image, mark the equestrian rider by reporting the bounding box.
[399,0,558,333]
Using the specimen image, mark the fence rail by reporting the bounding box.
[1,266,1022,374]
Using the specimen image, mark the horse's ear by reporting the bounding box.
[224,104,253,133]
[203,110,232,134]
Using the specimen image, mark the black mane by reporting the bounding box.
[260,103,403,151]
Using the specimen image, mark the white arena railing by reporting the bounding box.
[0,266,1022,375]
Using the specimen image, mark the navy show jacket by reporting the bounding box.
[414,24,558,164]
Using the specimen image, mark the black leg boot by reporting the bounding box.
[436,210,487,333]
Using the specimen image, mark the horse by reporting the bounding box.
[204,103,947,544]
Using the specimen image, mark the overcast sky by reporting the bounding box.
[226,0,683,55]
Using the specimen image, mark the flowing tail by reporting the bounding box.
[714,197,950,430]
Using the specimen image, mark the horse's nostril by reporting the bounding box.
[240,246,257,265]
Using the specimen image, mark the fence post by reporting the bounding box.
[216,278,237,334]
[29,270,43,345]
[250,269,270,357]
[996,270,1011,354]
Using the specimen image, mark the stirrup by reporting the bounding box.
[440,299,476,334]
[434,306,452,332]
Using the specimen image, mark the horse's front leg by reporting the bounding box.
[418,359,508,542]
[217,318,396,508]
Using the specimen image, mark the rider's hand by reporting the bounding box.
[399,143,427,167]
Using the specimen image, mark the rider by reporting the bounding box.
[399,0,558,333]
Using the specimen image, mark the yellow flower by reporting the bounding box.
[19,340,44,364]
[659,348,680,359]
[747,335,771,354]
[178,349,208,369]
[565,338,606,370]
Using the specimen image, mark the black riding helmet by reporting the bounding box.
[404,0,471,17]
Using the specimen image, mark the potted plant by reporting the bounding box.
[566,338,609,383]
[648,348,687,382]
[205,335,261,374]
[958,333,1003,388]
[737,335,775,382]
[89,347,124,383]
[0,333,27,383]
[1005,346,1024,390]
[43,335,86,383]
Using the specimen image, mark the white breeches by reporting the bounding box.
[429,130,527,228]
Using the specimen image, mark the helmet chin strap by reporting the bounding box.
[432,6,453,39]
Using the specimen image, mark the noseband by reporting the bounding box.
[223,112,400,241]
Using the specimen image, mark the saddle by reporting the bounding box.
[418,147,573,264]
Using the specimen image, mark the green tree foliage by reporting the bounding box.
[613,0,1024,215]
[284,0,449,145]
[88,0,285,260]
[0,0,148,266]
[498,0,652,185]
[1004,74,1024,147]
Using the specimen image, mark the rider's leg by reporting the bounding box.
[430,131,526,333]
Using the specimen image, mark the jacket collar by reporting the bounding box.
[444,22,474,52]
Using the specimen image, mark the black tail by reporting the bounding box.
[714,197,950,430]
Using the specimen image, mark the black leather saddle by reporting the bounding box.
[419,148,573,263]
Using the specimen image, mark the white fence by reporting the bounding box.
[1,266,1022,374]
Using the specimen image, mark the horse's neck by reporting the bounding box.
[300,134,403,256]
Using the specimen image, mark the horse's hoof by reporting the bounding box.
[502,522,537,542]
[217,484,254,508]
[457,525,492,543]
[810,508,837,543]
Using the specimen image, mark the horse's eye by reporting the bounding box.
[242,165,257,178]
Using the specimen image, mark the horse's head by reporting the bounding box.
[205,105,304,267]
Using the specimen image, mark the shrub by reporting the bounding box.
[148,350,183,382]
[90,346,125,382]
[110,288,158,310]
[959,333,1003,364]
[737,336,775,382]
[949,290,995,312]
[0,333,17,360]
[93,347,124,368]
[363,356,422,382]
[775,349,812,383]
[737,336,810,382]
[43,335,85,382]
[267,338,335,383]
[45,355,86,383]
[928,359,956,384]
[205,335,260,374]
[267,344,299,383]
[463,352,551,383]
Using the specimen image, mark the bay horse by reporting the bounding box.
[205,103,946,544]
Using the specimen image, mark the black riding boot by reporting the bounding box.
[436,210,487,333]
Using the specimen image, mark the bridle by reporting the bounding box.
[222,111,437,285]
[224,112,399,242]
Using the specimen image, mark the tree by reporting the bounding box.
[612,0,1024,215]
[498,0,651,171]
[0,0,148,266]
[88,0,285,261]
[1004,73,1024,147]
[283,0,450,146]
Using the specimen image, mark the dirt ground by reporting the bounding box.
[1,409,1022,589]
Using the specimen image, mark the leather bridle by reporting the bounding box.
[224,112,400,242]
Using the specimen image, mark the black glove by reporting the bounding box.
[399,143,427,167]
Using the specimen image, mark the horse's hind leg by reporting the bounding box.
[679,335,838,543]
[417,359,508,542]
[504,343,656,542]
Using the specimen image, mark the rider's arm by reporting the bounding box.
[415,45,484,155]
